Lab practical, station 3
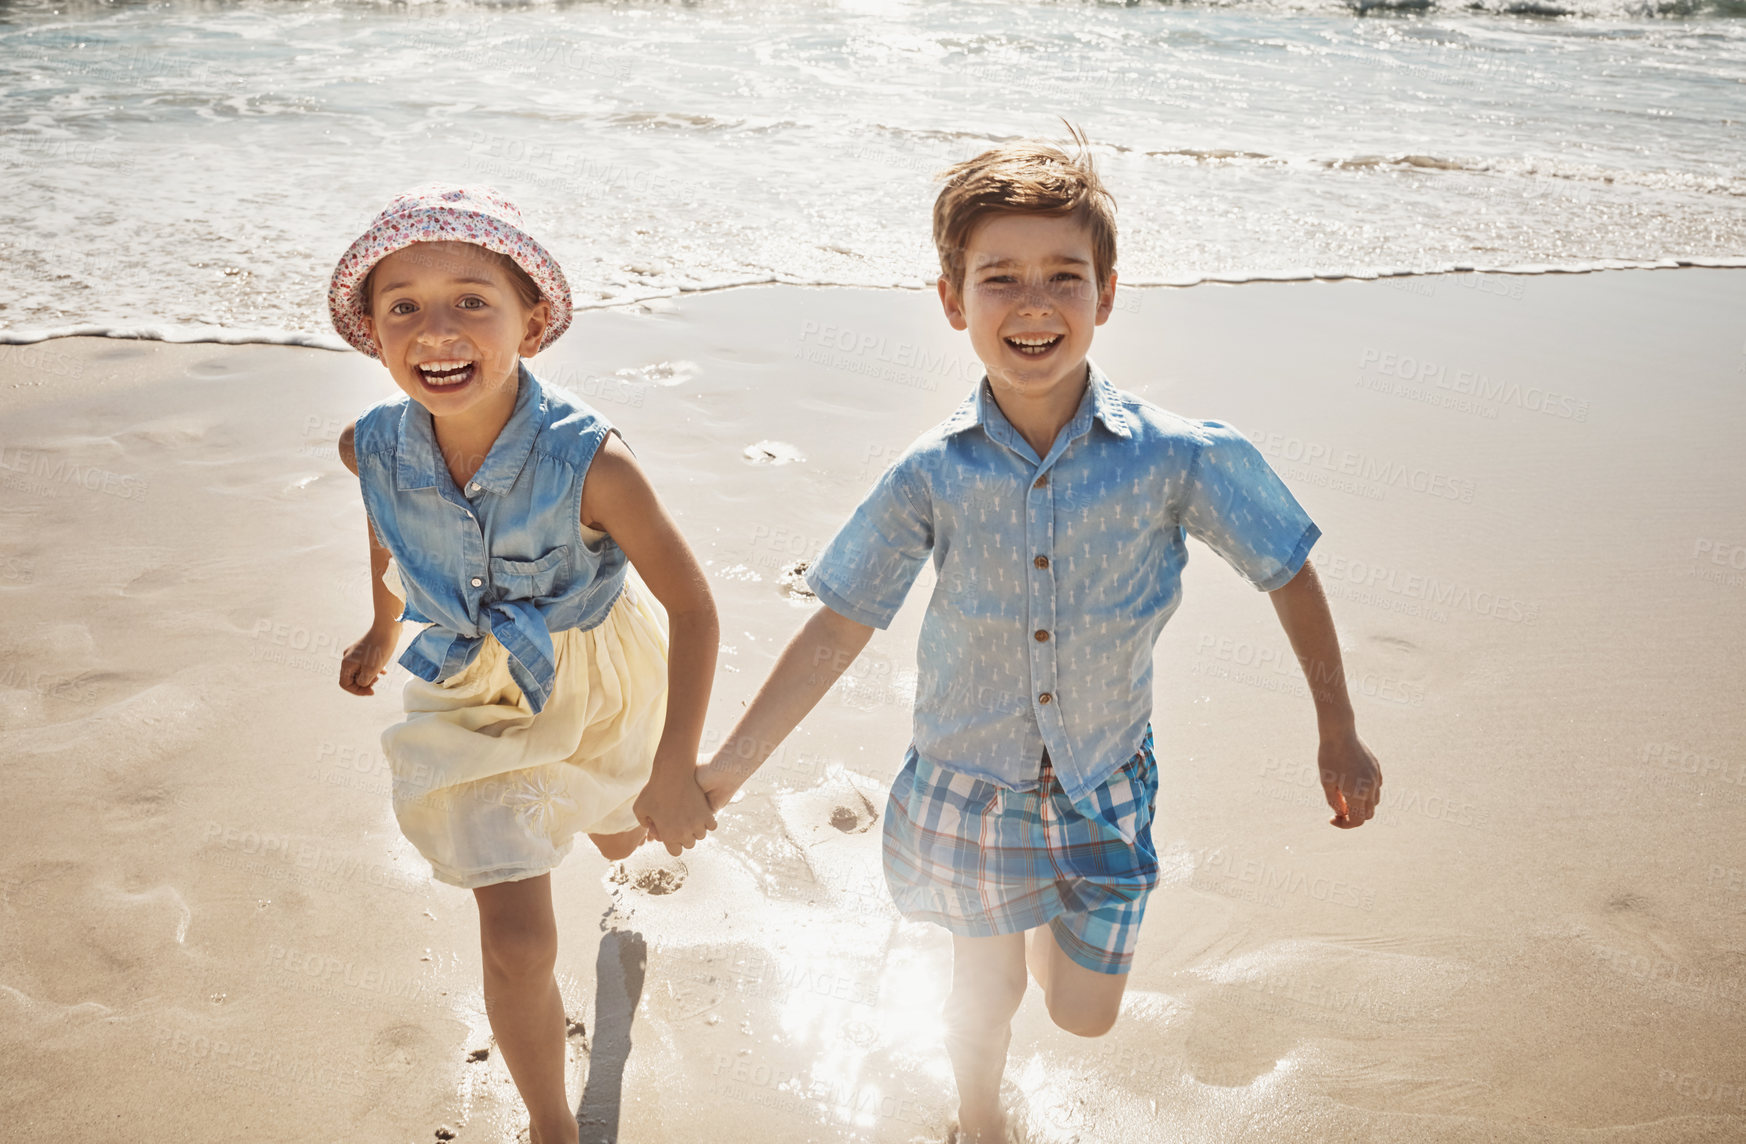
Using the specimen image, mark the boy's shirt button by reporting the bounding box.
[1034,630,1049,642]
[470,577,483,588]
[1038,692,1053,704]
[1033,555,1049,569]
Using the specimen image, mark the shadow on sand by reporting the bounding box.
[575,921,647,1144]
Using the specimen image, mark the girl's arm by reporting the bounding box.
[338,421,404,696]
[695,603,874,811]
[580,433,720,855]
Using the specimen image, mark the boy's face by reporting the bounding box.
[937,211,1116,408]
[360,240,549,424]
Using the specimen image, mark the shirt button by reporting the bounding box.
[470,577,483,588]
[1033,474,1048,489]
[468,482,480,493]
[1033,555,1049,569]
[1038,692,1053,704]
[1034,629,1049,642]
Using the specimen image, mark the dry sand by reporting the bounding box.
[0,270,1742,1143]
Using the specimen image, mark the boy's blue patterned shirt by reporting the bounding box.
[804,360,1320,824]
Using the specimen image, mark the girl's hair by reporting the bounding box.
[360,243,545,315]
[932,121,1116,296]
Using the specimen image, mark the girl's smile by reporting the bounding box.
[414,359,479,390]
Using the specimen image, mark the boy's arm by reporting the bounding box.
[695,603,875,811]
[1267,559,1382,828]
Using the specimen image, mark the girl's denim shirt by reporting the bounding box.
[353,361,629,714]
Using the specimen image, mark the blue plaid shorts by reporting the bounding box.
[881,725,1160,975]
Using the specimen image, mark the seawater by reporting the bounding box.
[1,0,1743,346]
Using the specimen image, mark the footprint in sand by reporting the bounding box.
[742,439,804,465]
[614,359,695,387]
[367,1023,431,1073]
[185,357,236,379]
[608,852,688,895]
[829,799,876,834]
[778,560,816,601]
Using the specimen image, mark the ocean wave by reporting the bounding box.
[5,0,1742,338]
[0,324,352,351]
[1138,147,1746,197]
[1140,0,1746,15]
[8,0,1746,19]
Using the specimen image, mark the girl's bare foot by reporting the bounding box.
[523,1117,579,1144]
[950,1104,1011,1143]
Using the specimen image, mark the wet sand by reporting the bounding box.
[0,270,1742,1143]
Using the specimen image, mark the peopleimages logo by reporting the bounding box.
[1358,348,1591,422]
[0,445,148,500]
[1245,431,1476,503]
[794,320,980,390]
[1316,553,1541,625]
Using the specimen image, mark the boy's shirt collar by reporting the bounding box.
[942,358,1134,463]
[395,359,544,495]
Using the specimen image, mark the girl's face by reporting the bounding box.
[360,240,550,426]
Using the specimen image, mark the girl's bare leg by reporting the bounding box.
[472,872,578,1144]
[944,932,1028,1142]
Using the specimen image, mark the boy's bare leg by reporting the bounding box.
[1026,923,1129,1038]
[945,932,1028,1141]
[588,824,647,861]
[472,873,579,1144]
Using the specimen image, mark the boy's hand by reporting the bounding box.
[339,623,400,697]
[695,753,747,813]
[633,767,718,857]
[1318,730,1381,827]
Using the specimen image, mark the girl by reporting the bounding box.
[330,185,718,1144]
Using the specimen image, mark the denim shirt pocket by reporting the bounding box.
[489,544,570,601]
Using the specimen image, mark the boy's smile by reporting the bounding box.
[361,240,549,435]
[938,211,1116,451]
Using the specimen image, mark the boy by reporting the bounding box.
[695,135,1382,1142]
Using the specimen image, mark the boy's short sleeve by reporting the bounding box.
[803,460,934,630]
[1177,420,1320,592]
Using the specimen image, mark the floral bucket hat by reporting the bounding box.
[328,184,572,359]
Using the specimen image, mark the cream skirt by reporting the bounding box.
[379,560,669,890]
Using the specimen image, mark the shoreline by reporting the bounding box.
[4,258,1743,352]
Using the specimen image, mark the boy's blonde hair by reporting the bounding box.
[932,124,1117,296]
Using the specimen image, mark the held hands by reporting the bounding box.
[339,623,401,697]
[1317,729,1382,828]
[695,752,748,814]
[633,760,719,857]
[633,750,749,859]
